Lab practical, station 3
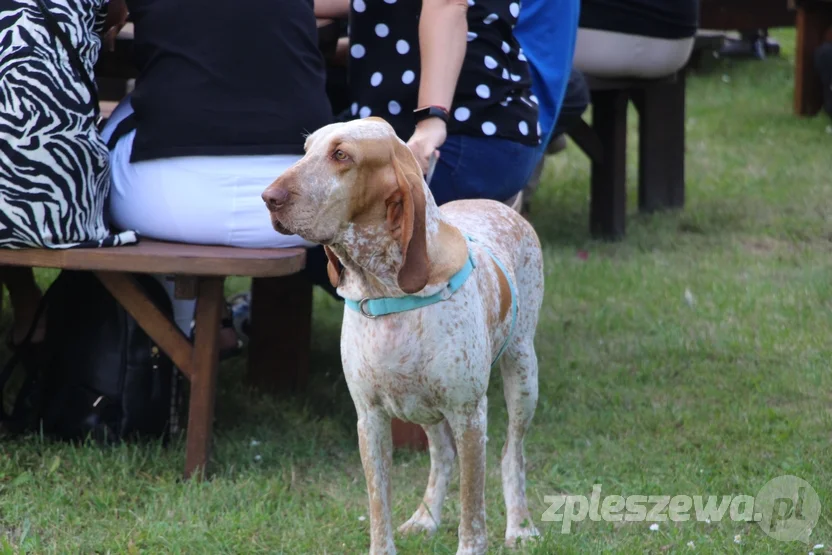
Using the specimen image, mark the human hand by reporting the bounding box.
[407,118,447,176]
[103,0,128,52]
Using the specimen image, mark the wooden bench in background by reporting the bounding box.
[566,0,831,241]
[792,0,832,115]
[700,0,795,30]
[0,242,309,478]
[698,0,832,117]
[566,73,687,240]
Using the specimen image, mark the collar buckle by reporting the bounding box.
[358,298,377,319]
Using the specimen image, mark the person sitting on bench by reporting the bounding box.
[316,0,542,206]
[1,0,132,354]
[574,0,698,79]
[101,0,332,355]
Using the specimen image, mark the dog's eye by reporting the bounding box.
[333,149,349,161]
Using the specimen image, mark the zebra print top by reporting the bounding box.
[0,0,136,249]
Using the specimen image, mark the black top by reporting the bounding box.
[580,0,699,40]
[125,0,332,162]
[348,0,540,146]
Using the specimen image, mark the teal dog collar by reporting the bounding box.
[342,236,519,366]
[345,250,476,318]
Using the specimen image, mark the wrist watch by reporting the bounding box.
[413,105,450,125]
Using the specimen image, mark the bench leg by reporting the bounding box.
[247,274,312,394]
[794,2,832,116]
[392,418,429,451]
[184,276,224,479]
[634,74,686,213]
[567,118,604,164]
[589,89,629,240]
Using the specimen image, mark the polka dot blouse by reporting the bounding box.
[348,0,541,147]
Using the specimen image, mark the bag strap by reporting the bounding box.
[33,0,101,120]
[0,284,53,421]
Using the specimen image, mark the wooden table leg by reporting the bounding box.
[589,89,629,240]
[392,418,428,451]
[247,274,313,394]
[184,276,224,480]
[795,1,832,116]
[634,74,686,213]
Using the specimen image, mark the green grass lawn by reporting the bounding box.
[2,30,831,553]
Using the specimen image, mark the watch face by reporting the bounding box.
[415,107,448,124]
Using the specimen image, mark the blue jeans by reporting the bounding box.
[430,134,540,206]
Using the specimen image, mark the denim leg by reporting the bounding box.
[428,135,465,206]
[549,69,590,142]
[430,135,539,206]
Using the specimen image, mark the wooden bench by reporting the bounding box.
[700,0,795,30]
[793,0,832,116]
[566,73,687,240]
[0,240,309,478]
[698,0,832,117]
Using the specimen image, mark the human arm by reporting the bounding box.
[406,0,469,174]
[329,36,350,66]
[101,0,128,52]
[314,0,350,19]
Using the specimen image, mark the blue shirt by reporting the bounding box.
[514,0,580,146]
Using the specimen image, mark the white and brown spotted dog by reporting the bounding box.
[263,118,543,555]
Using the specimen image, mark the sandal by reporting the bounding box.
[228,292,251,342]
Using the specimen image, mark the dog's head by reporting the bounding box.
[262,118,429,293]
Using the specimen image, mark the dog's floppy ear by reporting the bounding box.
[387,141,429,294]
[323,246,343,288]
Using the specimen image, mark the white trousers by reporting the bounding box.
[103,99,314,249]
[102,98,314,333]
[573,28,695,79]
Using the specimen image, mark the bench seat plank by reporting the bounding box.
[583,74,676,91]
[0,239,310,478]
[0,240,306,277]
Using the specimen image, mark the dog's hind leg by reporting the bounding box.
[500,337,540,548]
[398,419,456,536]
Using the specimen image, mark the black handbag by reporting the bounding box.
[0,271,186,443]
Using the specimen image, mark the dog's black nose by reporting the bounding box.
[262,187,290,211]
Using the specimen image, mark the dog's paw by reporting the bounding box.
[504,525,540,549]
[398,512,439,536]
[455,539,488,555]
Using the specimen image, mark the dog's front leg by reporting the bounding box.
[357,408,396,555]
[447,397,489,555]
